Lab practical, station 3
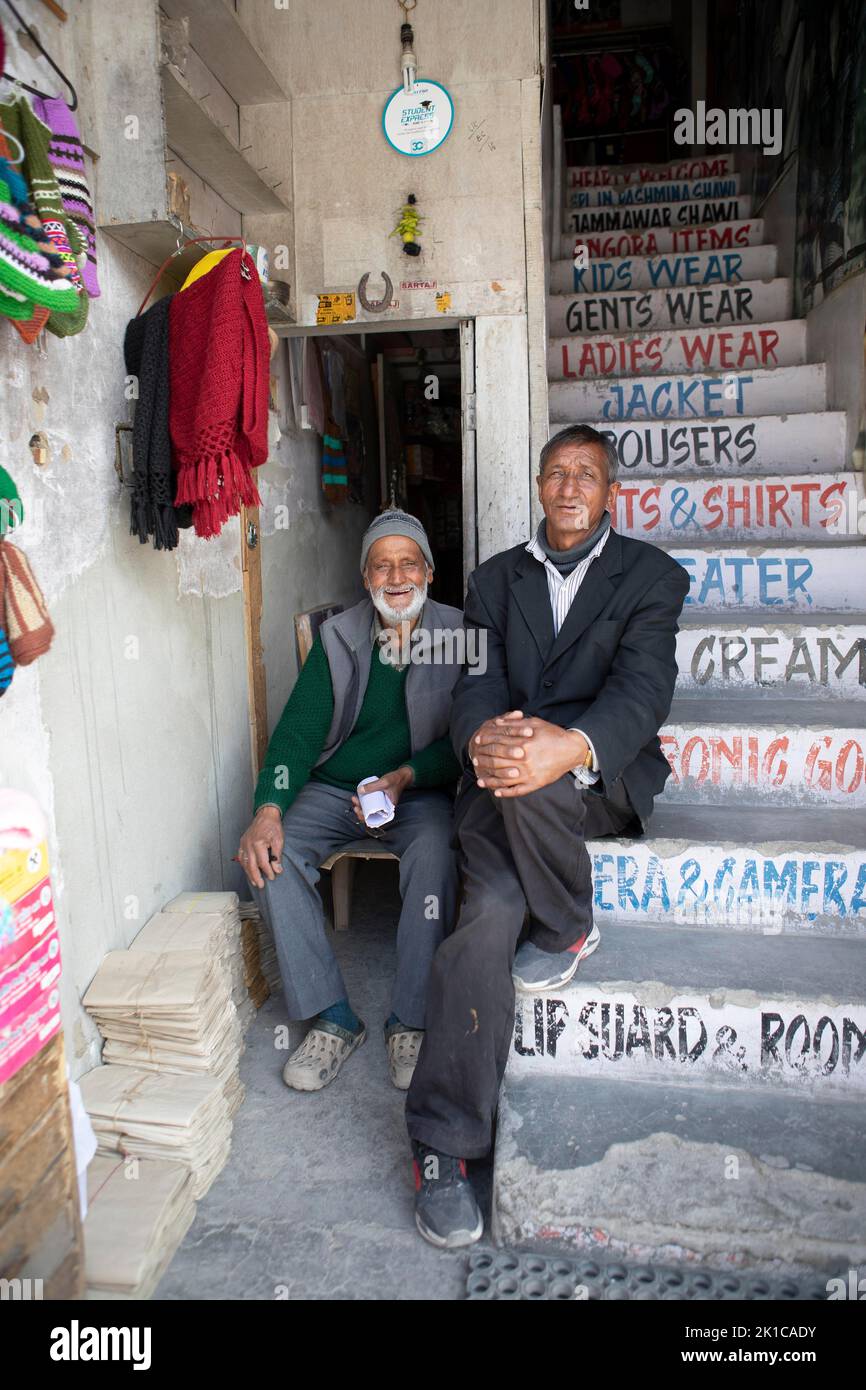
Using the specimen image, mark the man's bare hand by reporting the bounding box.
[350,765,414,825]
[238,806,284,888]
[472,715,587,797]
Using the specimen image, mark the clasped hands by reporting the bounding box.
[470,711,588,798]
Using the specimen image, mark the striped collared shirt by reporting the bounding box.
[524,520,612,636]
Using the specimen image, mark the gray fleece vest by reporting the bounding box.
[313,596,465,769]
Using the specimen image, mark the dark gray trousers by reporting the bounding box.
[405,774,633,1158]
[251,781,459,1029]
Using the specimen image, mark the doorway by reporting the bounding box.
[280,319,476,609]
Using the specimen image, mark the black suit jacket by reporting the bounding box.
[450,527,690,831]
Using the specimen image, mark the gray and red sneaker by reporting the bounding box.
[411,1140,483,1249]
[512,923,600,992]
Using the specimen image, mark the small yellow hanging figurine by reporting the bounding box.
[392,193,422,257]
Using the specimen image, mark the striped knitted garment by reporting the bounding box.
[0,168,81,314]
[33,95,100,298]
[0,121,50,341]
[322,421,348,503]
[0,545,15,694]
[0,97,89,337]
[0,622,13,696]
[0,541,54,666]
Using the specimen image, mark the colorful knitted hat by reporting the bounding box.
[359,508,434,571]
[0,541,54,666]
[0,119,50,342]
[33,95,100,298]
[0,168,80,313]
[0,96,89,336]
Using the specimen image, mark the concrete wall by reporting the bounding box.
[241,0,545,549]
[0,2,371,1079]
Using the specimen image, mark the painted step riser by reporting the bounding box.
[676,623,866,701]
[550,244,777,294]
[614,474,863,544]
[669,545,864,613]
[558,218,763,260]
[567,154,736,188]
[548,280,790,335]
[590,413,846,476]
[550,364,826,421]
[508,989,866,1094]
[564,195,752,235]
[585,838,866,932]
[569,175,743,208]
[550,321,805,381]
[659,722,866,808]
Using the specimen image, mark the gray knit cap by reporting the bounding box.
[359,509,434,572]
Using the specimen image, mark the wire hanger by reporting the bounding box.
[1,0,78,111]
[136,234,249,317]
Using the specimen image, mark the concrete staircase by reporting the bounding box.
[494,151,866,1278]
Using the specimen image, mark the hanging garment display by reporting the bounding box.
[0,162,80,316]
[0,539,54,665]
[168,248,269,539]
[32,94,100,298]
[0,95,88,336]
[321,422,348,503]
[123,294,191,551]
[301,336,326,435]
[0,121,49,341]
[554,45,681,135]
[286,336,303,430]
[322,346,347,435]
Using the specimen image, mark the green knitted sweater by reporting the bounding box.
[253,636,461,814]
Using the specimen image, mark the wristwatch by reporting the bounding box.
[569,729,600,786]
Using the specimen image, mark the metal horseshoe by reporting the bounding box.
[358,271,394,313]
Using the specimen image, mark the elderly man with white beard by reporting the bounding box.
[239,511,464,1094]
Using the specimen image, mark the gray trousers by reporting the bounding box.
[251,780,459,1029]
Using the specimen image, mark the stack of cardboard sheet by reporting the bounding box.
[131,906,258,1034]
[82,949,244,1117]
[162,891,257,1035]
[79,1064,231,1199]
[83,1155,195,1299]
[240,899,281,999]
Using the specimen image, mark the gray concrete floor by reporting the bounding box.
[155,862,491,1300]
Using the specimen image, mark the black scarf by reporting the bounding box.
[123,296,192,550]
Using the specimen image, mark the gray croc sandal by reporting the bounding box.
[282,1018,367,1092]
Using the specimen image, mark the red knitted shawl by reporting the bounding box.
[168,249,269,538]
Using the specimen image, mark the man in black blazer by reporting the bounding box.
[405,423,690,1248]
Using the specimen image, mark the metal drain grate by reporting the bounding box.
[465,1248,832,1301]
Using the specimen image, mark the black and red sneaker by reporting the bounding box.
[411,1140,483,1249]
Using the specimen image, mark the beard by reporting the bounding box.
[370,579,428,625]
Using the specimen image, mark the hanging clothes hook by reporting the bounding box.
[0,128,25,164]
[1,0,78,111]
[135,234,249,317]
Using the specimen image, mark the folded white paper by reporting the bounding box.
[357,776,395,828]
